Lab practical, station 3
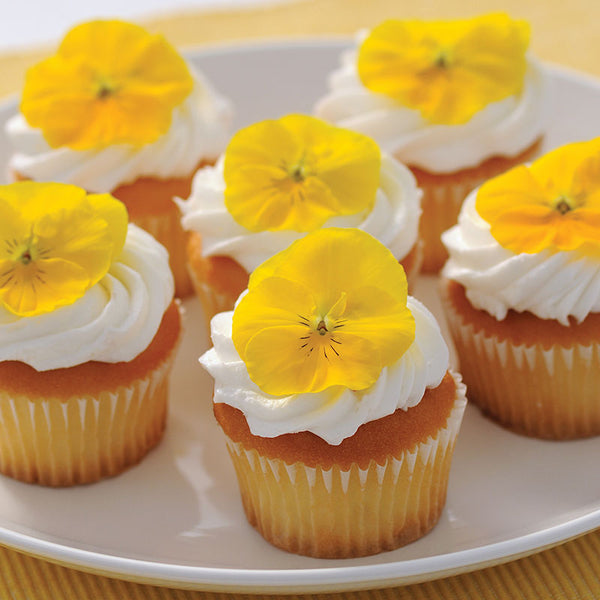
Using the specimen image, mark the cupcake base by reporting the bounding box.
[186,232,250,332]
[442,279,600,439]
[215,371,466,558]
[112,161,214,299]
[409,139,542,274]
[0,302,181,486]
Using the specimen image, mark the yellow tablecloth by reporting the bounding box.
[1,1,600,598]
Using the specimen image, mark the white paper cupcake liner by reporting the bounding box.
[224,372,466,558]
[0,355,175,486]
[444,292,600,439]
[187,264,243,333]
[133,209,192,298]
[417,169,496,274]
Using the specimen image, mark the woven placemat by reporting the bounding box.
[0,531,599,598]
[1,1,599,598]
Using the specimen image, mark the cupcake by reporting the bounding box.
[201,228,466,558]
[315,13,549,273]
[178,114,422,327]
[0,182,180,485]
[441,139,600,439]
[5,20,232,297]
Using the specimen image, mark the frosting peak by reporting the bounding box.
[6,69,232,191]
[315,35,549,173]
[179,151,421,270]
[442,191,600,324]
[0,225,174,370]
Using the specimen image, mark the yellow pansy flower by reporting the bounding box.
[357,14,529,125]
[21,20,194,150]
[0,182,127,317]
[232,228,415,396]
[476,139,600,256]
[223,115,381,232]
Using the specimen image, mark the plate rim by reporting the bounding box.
[1,38,600,594]
[0,489,598,593]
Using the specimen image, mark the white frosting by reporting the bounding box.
[178,152,421,271]
[0,225,174,371]
[442,191,600,325]
[201,297,449,445]
[5,69,232,191]
[314,39,549,174]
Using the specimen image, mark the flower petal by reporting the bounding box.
[249,227,409,311]
[223,115,380,232]
[233,228,415,395]
[340,285,415,363]
[358,14,529,124]
[21,20,193,150]
[476,139,600,256]
[0,182,128,316]
[243,325,382,396]
[233,276,316,359]
[0,258,89,317]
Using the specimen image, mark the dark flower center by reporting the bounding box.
[555,196,573,215]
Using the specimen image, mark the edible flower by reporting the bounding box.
[21,20,194,150]
[232,228,415,395]
[476,139,600,256]
[0,182,127,317]
[223,114,381,232]
[357,13,529,125]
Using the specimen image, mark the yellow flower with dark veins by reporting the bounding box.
[232,228,415,396]
[357,13,529,125]
[223,114,381,232]
[0,182,127,317]
[21,20,194,150]
[476,139,600,256]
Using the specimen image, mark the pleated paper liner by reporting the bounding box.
[112,161,215,299]
[442,278,600,439]
[124,206,193,299]
[0,358,174,486]
[221,372,467,558]
[0,303,182,486]
[187,231,424,333]
[409,138,542,274]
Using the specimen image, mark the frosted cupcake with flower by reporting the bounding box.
[316,13,549,272]
[442,139,600,439]
[5,20,232,297]
[0,182,180,485]
[201,227,466,557]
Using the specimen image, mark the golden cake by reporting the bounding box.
[201,228,466,557]
[441,139,600,439]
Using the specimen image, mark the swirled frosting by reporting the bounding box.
[314,38,549,174]
[179,152,421,271]
[200,297,448,445]
[0,225,174,371]
[442,191,600,325]
[5,69,232,192]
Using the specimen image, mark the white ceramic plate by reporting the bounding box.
[1,41,600,595]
